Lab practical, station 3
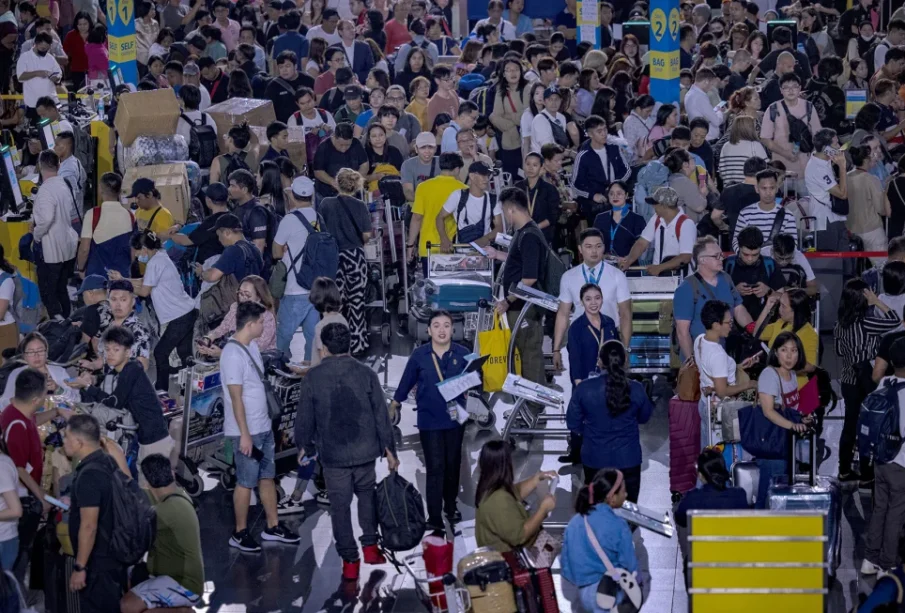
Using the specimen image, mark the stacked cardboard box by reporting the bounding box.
[113,89,181,146]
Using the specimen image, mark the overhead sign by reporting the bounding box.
[107,0,137,86]
[649,0,680,105]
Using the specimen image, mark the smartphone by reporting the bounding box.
[716,100,728,109]
[823,146,837,158]
[44,495,69,511]
[698,172,707,188]
[250,446,265,462]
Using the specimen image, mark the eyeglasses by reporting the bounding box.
[781,86,801,93]
[701,252,725,261]
[387,96,406,102]
[23,349,46,357]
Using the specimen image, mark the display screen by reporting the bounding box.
[41,122,55,150]
[2,148,23,208]
[111,65,123,87]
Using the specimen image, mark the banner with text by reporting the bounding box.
[577,1,600,48]
[649,0,680,105]
[107,0,137,86]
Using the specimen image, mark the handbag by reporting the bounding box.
[477,314,519,392]
[521,528,561,568]
[738,403,801,459]
[227,340,283,420]
[676,358,700,402]
[583,516,643,612]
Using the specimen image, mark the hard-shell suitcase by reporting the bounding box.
[414,275,493,313]
[669,396,701,498]
[501,550,559,613]
[732,461,759,507]
[767,431,842,576]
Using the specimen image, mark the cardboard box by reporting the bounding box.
[206,98,276,154]
[285,126,307,172]
[122,163,190,223]
[113,89,180,146]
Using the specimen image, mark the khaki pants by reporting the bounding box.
[138,436,176,488]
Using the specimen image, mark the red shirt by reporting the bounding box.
[0,404,42,485]
[384,19,412,54]
[63,30,88,72]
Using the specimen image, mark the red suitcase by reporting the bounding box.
[669,396,702,499]
[501,551,559,613]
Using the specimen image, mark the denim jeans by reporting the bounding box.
[0,536,17,570]
[276,293,321,361]
[322,462,378,562]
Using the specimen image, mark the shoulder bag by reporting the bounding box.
[738,369,801,459]
[227,340,283,420]
[583,516,643,612]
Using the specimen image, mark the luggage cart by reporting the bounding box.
[365,180,410,347]
[177,359,229,495]
[625,273,682,376]
[386,552,472,613]
[498,373,567,449]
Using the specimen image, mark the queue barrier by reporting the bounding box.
[687,510,828,613]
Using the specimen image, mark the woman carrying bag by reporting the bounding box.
[490,57,531,179]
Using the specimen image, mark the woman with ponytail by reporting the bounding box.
[566,340,654,503]
[674,448,749,529]
[561,468,640,612]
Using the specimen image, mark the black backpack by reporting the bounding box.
[770,100,815,153]
[223,150,251,180]
[516,223,566,297]
[181,112,220,169]
[865,39,888,80]
[376,472,426,551]
[36,319,82,363]
[77,459,157,566]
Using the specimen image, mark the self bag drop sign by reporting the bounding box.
[649,0,680,105]
[108,0,138,85]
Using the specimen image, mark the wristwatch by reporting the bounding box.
[73,563,86,572]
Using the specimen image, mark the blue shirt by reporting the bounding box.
[213,239,263,280]
[673,272,744,345]
[562,504,637,588]
[393,343,472,430]
[440,121,461,153]
[355,108,375,129]
[260,147,289,162]
[674,483,749,528]
[567,313,617,385]
[593,210,646,258]
[502,10,534,36]
[271,32,310,71]
[553,9,577,56]
[567,374,653,469]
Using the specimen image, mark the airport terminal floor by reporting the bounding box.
[160,329,877,613]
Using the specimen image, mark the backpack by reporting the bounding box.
[180,112,219,169]
[289,210,339,289]
[199,241,256,328]
[724,254,776,280]
[0,273,39,334]
[778,263,808,289]
[858,378,905,465]
[222,150,251,180]
[468,82,496,116]
[865,39,888,80]
[36,319,81,363]
[769,100,814,154]
[634,160,670,218]
[76,458,157,566]
[517,223,566,297]
[376,472,426,551]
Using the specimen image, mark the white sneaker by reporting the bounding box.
[277,495,305,515]
[315,490,330,506]
[860,559,883,575]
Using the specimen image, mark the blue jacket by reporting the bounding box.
[567,374,654,469]
[593,209,647,258]
[562,504,637,588]
[571,140,631,217]
[567,313,617,385]
[329,40,375,85]
[393,343,472,430]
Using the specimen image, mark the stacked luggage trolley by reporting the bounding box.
[624,271,682,375]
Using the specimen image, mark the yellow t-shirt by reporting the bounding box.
[135,205,174,235]
[412,175,466,257]
[761,320,818,389]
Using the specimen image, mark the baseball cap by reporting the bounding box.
[127,177,156,198]
[291,176,315,199]
[543,85,561,99]
[468,161,492,176]
[77,274,107,295]
[645,186,679,208]
[183,62,200,76]
[204,182,228,203]
[215,213,243,231]
[107,279,134,294]
[415,132,436,148]
[344,84,363,100]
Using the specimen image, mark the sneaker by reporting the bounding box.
[342,558,361,580]
[861,559,883,575]
[362,544,386,565]
[229,529,261,552]
[277,495,306,515]
[557,449,580,464]
[446,508,462,524]
[316,490,330,506]
[261,523,301,544]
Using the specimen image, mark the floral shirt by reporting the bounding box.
[96,301,152,361]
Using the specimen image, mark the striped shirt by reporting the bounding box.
[834,309,902,385]
[718,140,769,186]
[733,203,799,251]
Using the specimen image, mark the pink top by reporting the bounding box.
[213,18,241,52]
[84,42,108,80]
[209,302,277,351]
[648,125,672,144]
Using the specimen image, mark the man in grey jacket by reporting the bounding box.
[295,323,398,581]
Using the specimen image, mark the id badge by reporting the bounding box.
[447,401,458,420]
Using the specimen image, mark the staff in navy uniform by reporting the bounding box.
[567,283,618,387]
[391,310,472,531]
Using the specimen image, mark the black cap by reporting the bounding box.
[108,279,134,293]
[204,182,228,203]
[344,85,363,100]
[468,161,492,176]
[215,213,243,231]
[269,0,282,8]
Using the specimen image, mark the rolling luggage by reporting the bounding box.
[732,461,759,507]
[458,547,517,613]
[501,550,559,613]
[669,396,701,498]
[767,431,842,576]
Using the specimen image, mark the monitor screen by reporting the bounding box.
[39,121,54,150]
[1,148,23,209]
[623,21,649,46]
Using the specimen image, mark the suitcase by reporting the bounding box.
[721,441,743,471]
[732,461,759,507]
[458,548,517,613]
[418,276,494,313]
[501,550,559,613]
[669,396,701,498]
[767,431,842,576]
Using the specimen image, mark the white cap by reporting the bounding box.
[291,176,315,198]
[415,131,436,148]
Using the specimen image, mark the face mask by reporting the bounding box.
[861,34,873,41]
[137,254,150,264]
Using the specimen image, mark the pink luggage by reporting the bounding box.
[669,396,701,500]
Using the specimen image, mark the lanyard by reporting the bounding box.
[609,205,629,245]
[431,353,444,382]
[582,263,601,285]
[528,184,538,216]
[587,323,603,349]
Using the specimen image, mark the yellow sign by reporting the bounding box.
[108,34,136,64]
[119,0,134,28]
[650,50,680,80]
[107,0,116,25]
[668,7,680,41]
[651,8,667,42]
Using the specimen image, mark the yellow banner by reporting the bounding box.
[649,50,680,81]
[108,34,136,64]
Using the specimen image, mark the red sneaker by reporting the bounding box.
[342,558,361,580]
[363,544,386,565]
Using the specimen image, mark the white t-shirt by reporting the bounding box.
[306,24,342,46]
[520,109,534,143]
[640,213,697,265]
[441,190,502,233]
[274,208,318,296]
[760,245,816,281]
[530,110,567,153]
[287,108,337,135]
[879,375,905,469]
[558,261,630,327]
[175,110,218,149]
[16,50,60,107]
[694,334,737,391]
[221,339,271,436]
[0,453,18,540]
[142,251,195,325]
[0,276,15,326]
[804,155,844,229]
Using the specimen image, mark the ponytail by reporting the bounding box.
[601,340,631,417]
[575,468,622,515]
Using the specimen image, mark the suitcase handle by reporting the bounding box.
[788,428,817,487]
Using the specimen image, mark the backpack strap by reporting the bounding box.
[91,206,103,233]
[767,206,786,243]
[456,189,470,225]
[146,206,162,232]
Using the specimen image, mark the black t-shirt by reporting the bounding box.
[515,179,560,244]
[82,360,170,445]
[877,330,905,377]
[236,198,272,243]
[200,71,230,105]
[690,142,714,175]
[727,256,787,320]
[320,195,372,251]
[187,211,226,263]
[70,450,117,568]
[718,183,759,237]
[366,144,405,173]
[70,303,102,341]
[504,221,545,310]
[266,73,316,123]
[758,49,812,85]
[313,138,368,197]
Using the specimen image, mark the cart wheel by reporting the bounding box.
[276,484,286,500]
[184,473,205,498]
[476,410,496,429]
[219,471,236,491]
[671,491,682,504]
[381,323,392,346]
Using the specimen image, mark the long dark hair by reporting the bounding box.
[590,86,617,128]
[837,278,869,328]
[0,244,15,274]
[785,289,811,333]
[496,57,527,94]
[474,440,517,507]
[575,468,621,515]
[654,103,676,127]
[697,448,730,490]
[601,340,631,417]
[259,160,287,216]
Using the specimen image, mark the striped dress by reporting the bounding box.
[718,139,769,186]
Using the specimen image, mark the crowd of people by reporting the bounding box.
[0,0,902,609]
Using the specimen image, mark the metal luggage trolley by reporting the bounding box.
[176,359,229,495]
[498,373,567,448]
[387,552,472,613]
[625,273,682,376]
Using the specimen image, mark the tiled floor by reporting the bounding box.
[177,331,885,612]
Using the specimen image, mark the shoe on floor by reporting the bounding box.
[261,522,301,544]
[343,558,361,580]
[316,490,330,506]
[229,529,261,552]
[861,559,883,575]
[557,449,580,464]
[446,508,462,524]
[277,495,306,515]
[363,544,386,565]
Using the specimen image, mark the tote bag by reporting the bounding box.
[477,314,520,392]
